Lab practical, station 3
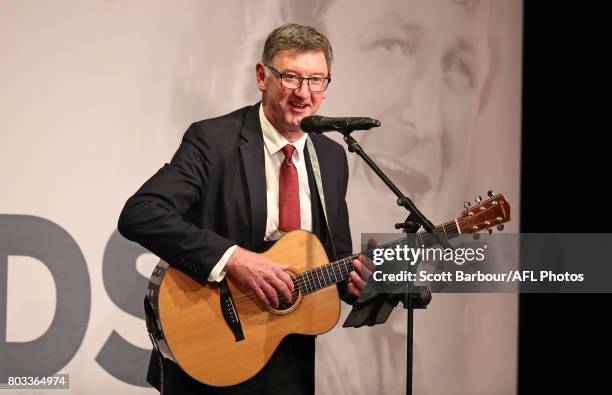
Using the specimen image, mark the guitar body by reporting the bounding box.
[147,230,341,387]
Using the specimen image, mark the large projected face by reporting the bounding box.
[325,0,493,226]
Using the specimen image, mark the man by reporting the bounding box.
[118,23,372,395]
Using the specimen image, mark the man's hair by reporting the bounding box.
[262,23,333,72]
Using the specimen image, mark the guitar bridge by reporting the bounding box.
[219,280,245,342]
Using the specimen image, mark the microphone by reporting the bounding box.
[300,116,381,133]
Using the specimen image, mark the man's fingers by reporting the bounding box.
[367,237,379,250]
[270,274,293,303]
[260,281,279,308]
[227,252,299,308]
[275,269,294,294]
[270,263,293,301]
[359,255,375,272]
[349,271,366,290]
[253,286,270,307]
[346,282,360,297]
[354,257,374,278]
[359,261,374,277]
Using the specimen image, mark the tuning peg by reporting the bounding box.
[464,201,471,210]
[475,195,483,203]
[497,224,504,231]
[487,190,495,197]
[487,228,493,235]
[473,233,480,240]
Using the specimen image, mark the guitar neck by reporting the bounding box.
[295,220,462,295]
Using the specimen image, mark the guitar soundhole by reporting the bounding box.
[270,275,301,313]
[277,296,297,311]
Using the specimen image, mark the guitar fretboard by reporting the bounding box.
[294,220,461,295]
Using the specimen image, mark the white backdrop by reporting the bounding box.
[1,1,522,394]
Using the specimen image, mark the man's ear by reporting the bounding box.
[320,74,330,100]
[255,63,267,92]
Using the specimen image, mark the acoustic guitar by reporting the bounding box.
[145,193,510,386]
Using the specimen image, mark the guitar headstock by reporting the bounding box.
[457,191,511,237]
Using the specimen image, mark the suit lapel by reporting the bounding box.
[239,103,267,249]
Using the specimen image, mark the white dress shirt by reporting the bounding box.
[207,105,312,281]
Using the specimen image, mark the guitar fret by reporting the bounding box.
[329,263,338,283]
[306,271,314,294]
[304,274,309,294]
[343,259,351,277]
[315,267,323,290]
[299,273,306,294]
[324,264,332,286]
[307,269,315,294]
[321,265,329,287]
[308,269,316,293]
[315,267,323,291]
[338,261,345,280]
[322,266,328,288]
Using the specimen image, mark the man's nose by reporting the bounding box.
[293,80,311,98]
[400,72,443,140]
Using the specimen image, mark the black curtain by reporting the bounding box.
[519,1,609,393]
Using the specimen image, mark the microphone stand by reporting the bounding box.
[339,131,450,395]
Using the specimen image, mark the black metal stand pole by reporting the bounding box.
[339,131,437,395]
[407,291,414,395]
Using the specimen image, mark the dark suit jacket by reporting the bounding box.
[118,103,353,394]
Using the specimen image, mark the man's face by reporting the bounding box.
[325,0,490,224]
[257,49,328,138]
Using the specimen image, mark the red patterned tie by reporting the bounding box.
[279,144,300,231]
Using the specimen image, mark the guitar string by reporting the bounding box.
[211,204,505,305]
[229,257,356,304]
[228,220,436,304]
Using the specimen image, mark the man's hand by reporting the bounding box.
[347,238,377,298]
[225,246,294,308]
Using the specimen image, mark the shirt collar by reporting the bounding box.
[259,104,307,158]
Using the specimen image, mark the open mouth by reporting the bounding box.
[361,152,431,198]
[288,101,309,113]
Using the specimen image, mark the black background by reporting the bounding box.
[519,2,609,393]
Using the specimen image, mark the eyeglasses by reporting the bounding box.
[265,64,331,92]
